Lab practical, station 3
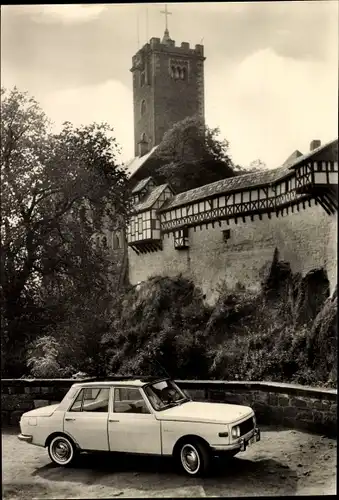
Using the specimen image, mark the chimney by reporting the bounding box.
[310,139,321,151]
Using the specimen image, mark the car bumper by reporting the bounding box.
[211,427,260,452]
[18,433,33,443]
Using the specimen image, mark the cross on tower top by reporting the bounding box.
[160,4,172,33]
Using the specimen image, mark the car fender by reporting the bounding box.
[160,420,229,455]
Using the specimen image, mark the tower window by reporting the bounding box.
[140,71,145,87]
[169,59,189,80]
[141,99,146,116]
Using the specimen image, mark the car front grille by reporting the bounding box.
[239,417,254,437]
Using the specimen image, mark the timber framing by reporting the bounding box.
[159,141,338,234]
[129,239,163,255]
[160,191,314,233]
[127,139,338,251]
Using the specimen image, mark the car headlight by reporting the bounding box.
[231,425,240,438]
[28,417,37,426]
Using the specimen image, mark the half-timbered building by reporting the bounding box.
[127,139,338,302]
[123,29,337,302]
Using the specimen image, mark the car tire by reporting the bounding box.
[48,435,78,467]
[177,440,211,477]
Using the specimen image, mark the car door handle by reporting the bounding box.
[108,419,120,423]
[65,418,76,422]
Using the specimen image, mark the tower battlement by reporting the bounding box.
[148,37,204,56]
[131,38,204,72]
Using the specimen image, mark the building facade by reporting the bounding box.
[126,31,338,303]
[127,141,338,302]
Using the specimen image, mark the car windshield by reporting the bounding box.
[144,380,189,411]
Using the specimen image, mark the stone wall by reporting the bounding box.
[178,380,337,437]
[1,379,336,437]
[1,379,77,427]
[128,202,337,304]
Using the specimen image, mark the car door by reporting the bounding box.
[63,386,110,451]
[108,386,161,455]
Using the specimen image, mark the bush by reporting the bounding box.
[102,269,337,388]
[101,275,211,378]
[25,256,337,388]
[27,336,65,378]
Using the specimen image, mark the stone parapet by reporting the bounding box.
[177,380,337,437]
[1,378,336,436]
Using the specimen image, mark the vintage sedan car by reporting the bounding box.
[18,377,260,476]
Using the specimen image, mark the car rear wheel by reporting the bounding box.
[177,440,211,477]
[48,435,77,466]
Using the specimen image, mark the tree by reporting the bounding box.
[153,115,236,192]
[0,87,130,376]
[234,158,268,174]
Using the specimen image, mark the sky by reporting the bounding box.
[1,2,338,169]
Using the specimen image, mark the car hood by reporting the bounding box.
[23,404,60,418]
[156,401,253,424]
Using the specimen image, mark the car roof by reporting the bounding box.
[72,377,168,389]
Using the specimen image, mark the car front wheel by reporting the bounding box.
[177,440,211,476]
[48,435,77,466]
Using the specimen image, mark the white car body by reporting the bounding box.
[18,378,260,474]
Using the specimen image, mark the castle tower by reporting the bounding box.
[130,20,205,157]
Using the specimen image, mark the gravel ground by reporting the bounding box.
[2,426,337,498]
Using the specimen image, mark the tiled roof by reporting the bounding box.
[287,139,337,170]
[132,176,153,194]
[160,138,338,211]
[125,146,158,177]
[160,165,291,211]
[283,150,303,167]
[134,184,172,212]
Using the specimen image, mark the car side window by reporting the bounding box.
[114,387,150,414]
[69,389,84,412]
[69,388,110,413]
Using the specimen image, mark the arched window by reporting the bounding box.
[140,132,147,143]
[112,232,121,250]
[181,67,186,80]
[141,99,146,116]
[140,71,145,87]
[102,236,107,248]
[170,65,175,78]
[175,67,180,79]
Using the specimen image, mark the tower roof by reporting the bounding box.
[162,28,172,44]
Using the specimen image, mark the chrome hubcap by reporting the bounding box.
[181,444,200,473]
[51,439,72,463]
